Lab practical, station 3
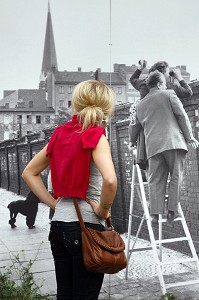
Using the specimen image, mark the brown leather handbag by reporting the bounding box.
[73,198,127,274]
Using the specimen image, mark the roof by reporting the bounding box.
[0,89,53,112]
[54,71,126,85]
[0,108,54,113]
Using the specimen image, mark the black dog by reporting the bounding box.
[7,191,40,229]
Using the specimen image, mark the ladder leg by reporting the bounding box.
[178,203,199,272]
[128,214,145,260]
[136,186,146,211]
[158,214,163,267]
[136,165,167,295]
[146,217,167,296]
[125,163,136,279]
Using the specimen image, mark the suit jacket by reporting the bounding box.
[129,88,193,159]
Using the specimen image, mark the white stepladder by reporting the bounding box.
[125,157,199,298]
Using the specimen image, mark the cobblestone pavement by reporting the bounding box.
[1,188,199,299]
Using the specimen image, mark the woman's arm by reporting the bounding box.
[22,145,57,209]
[87,135,117,219]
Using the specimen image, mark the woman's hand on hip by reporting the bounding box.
[85,199,110,219]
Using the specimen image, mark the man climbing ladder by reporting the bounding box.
[129,70,199,224]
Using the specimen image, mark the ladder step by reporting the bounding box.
[134,182,148,186]
[166,279,199,289]
[155,237,188,244]
[131,214,146,220]
[130,246,153,252]
[159,217,182,223]
[159,257,197,265]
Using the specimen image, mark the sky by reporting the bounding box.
[0,0,199,99]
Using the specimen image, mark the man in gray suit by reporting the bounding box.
[129,70,199,224]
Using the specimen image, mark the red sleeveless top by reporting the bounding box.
[46,115,105,198]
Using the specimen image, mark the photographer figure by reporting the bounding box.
[129,60,193,169]
[130,60,192,100]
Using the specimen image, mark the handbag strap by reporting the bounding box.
[73,198,86,231]
[73,198,114,230]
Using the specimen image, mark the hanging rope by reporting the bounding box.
[108,1,112,299]
[108,0,112,149]
[109,0,112,88]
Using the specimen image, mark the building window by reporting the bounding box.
[27,115,32,124]
[29,101,33,108]
[117,87,122,94]
[68,100,71,107]
[59,100,65,107]
[17,102,25,108]
[45,116,50,124]
[36,115,41,124]
[17,115,22,124]
[59,86,64,94]
[5,103,9,108]
[68,86,73,94]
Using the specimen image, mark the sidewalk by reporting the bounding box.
[1,188,199,300]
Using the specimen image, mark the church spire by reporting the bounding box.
[41,1,58,78]
[48,0,50,12]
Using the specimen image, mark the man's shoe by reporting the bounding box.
[151,214,159,224]
[167,211,175,223]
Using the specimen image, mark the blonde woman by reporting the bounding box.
[22,80,117,300]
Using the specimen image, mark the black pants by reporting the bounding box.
[49,221,104,300]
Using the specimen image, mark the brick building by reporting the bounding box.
[0,89,54,140]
